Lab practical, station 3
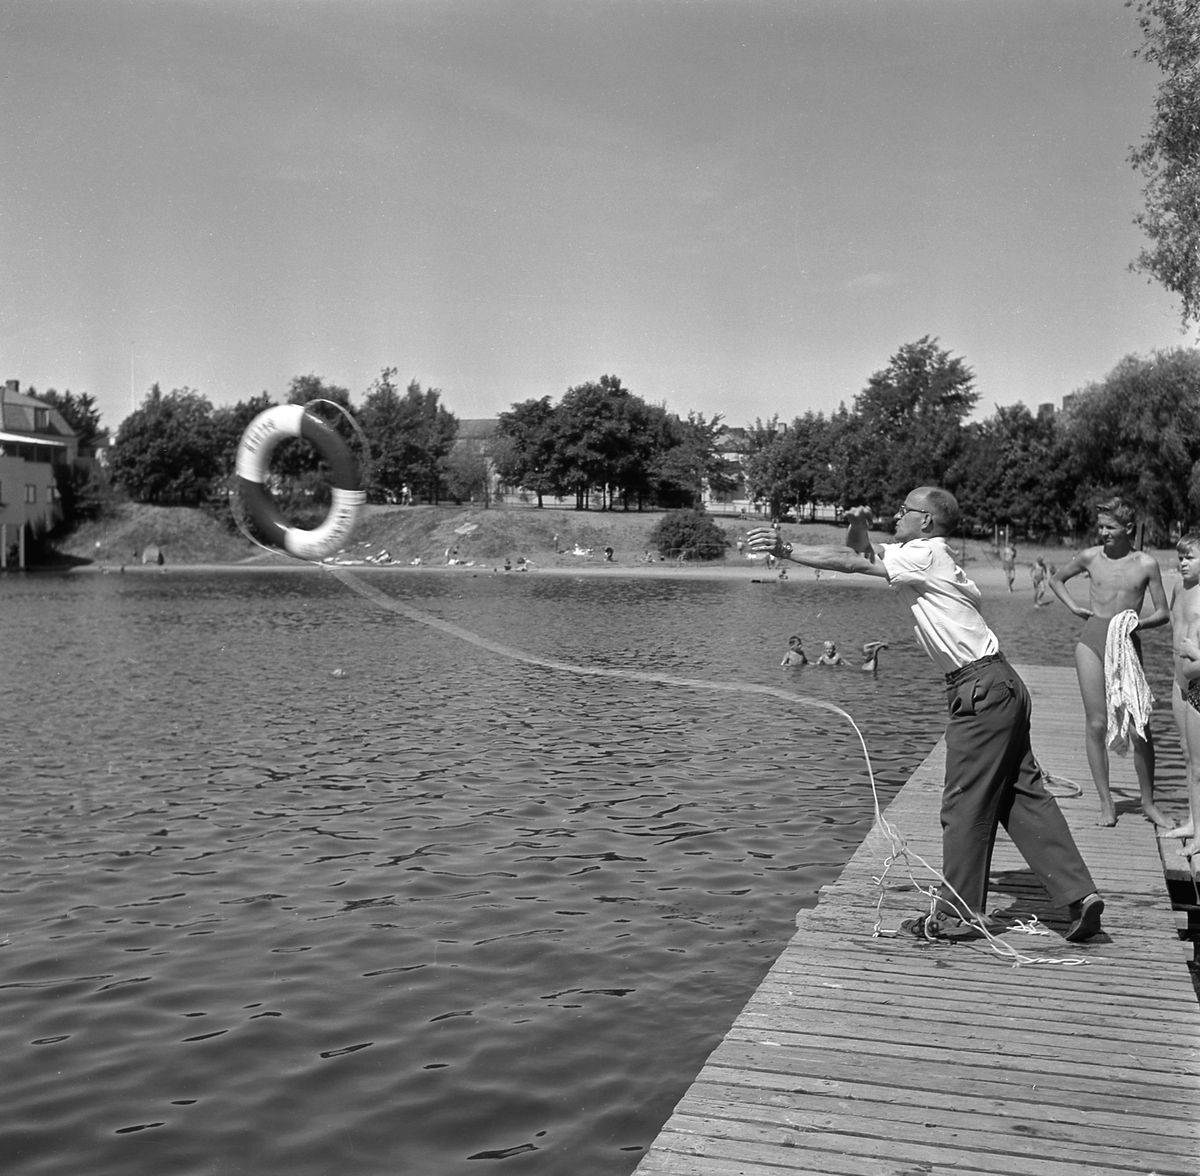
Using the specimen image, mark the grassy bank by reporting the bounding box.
[55,502,743,568]
[50,501,1159,579]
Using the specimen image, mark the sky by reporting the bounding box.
[0,0,1191,434]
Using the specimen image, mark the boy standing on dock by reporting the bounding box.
[748,487,1104,943]
[1163,532,1200,862]
[1047,497,1171,829]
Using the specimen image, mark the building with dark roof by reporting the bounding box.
[1,379,79,566]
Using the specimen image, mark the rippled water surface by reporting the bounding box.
[1,568,1174,1175]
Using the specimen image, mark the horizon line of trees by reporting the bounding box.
[740,336,1200,545]
[25,336,1200,545]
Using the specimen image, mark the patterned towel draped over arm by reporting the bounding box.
[1104,609,1154,755]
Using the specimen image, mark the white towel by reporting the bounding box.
[1104,609,1154,756]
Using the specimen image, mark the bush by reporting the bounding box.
[647,508,728,560]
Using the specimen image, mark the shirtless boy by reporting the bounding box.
[781,635,808,667]
[816,641,845,667]
[1030,556,1050,607]
[1001,541,1017,593]
[1048,497,1170,827]
[1165,533,1200,859]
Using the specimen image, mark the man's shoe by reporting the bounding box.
[900,913,986,942]
[1065,893,1104,942]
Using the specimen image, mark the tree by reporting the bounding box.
[652,411,739,509]
[359,368,409,502]
[108,385,221,505]
[398,379,458,503]
[647,508,729,560]
[277,375,357,484]
[851,337,977,515]
[1060,347,1200,541]
[36,388,108,453]
[554,375,642,510]
[952,405,1070,537]
[743,412,830,518]
[1128,0,1200,327]
[814,404,866,508]
[443,441,492,505]
[211,392,275,479]
[495,396,561,507]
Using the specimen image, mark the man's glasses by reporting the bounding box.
[895,505,929,520]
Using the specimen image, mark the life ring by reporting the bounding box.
[235,405,365,559]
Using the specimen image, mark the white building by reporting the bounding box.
[0,380,79,567]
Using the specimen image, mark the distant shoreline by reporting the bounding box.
[64,553,1181,603]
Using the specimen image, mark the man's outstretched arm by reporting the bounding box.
[746,524,889,578]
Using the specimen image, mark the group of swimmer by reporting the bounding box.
[781,636,888,673]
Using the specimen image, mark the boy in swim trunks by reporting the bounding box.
[780,635,808,667]
[1165,533,1200,860]
[1048,497,1170,827]
[1000,541,1017,592]
[816,641,845,666]
[1030,556,1050,606]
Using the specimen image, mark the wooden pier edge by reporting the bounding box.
[634,665,1200,1176]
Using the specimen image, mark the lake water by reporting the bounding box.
[0,567,1176,1175]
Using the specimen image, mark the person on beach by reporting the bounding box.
[1000,541,1017,592]
[1164,532,1200,861]
[748,486,1104,943]
[781,635,808,667]
[1030,556,1050,607]
[816,641,844,666]
[1047,497,1171,829]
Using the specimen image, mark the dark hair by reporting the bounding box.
[1095,495,1136,529]
[1178,532,1200,556]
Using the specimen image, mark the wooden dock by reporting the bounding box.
[634,666,1200,1176]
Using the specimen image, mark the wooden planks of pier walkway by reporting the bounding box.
[634,666,1200,1176]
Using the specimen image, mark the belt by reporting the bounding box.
[945,650,1006,685]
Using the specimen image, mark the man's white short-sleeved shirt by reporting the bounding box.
[879,537,999,674]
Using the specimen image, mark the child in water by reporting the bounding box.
[780,635,807,667]
[816,641,845,667]
[1166,532,1200,861]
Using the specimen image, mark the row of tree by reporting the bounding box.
[103,373,462,513]
[742,337,1200,544]
[493,375,735,510]
[93,370,735,518]
[33,336,1200,545]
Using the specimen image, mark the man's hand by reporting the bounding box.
[746,527,787,560]
[843,506,874,558]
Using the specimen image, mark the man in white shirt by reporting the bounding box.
[749,486,1104,943]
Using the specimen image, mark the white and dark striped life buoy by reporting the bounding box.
[235,405,365,560]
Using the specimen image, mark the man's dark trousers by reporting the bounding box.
[940,653,1095,920]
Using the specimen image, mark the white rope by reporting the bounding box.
[324,566,1087,967]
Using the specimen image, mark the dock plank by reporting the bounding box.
[634,666,1200,1176]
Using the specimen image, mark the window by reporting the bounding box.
[25,485,36,503]
[34,408,49,430]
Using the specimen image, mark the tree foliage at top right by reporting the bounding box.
[1128,0,1200,327]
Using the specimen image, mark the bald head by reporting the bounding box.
[909,486,960,536]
